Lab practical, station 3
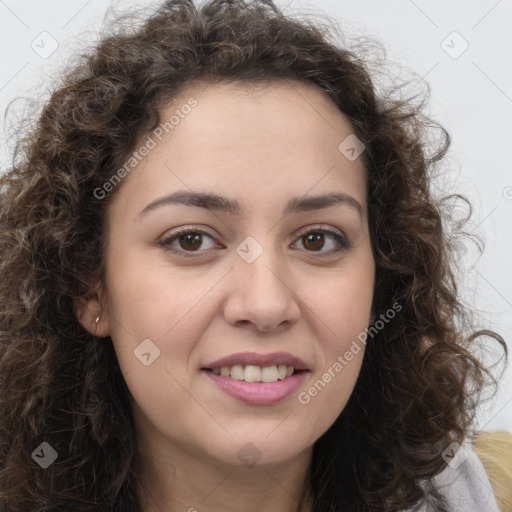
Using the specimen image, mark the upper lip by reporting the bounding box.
[203,352,309,371]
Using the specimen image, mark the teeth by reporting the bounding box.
[244,365,261,382]
[213,364,296,382]
[231,364,244,380]
[261,365,278,382]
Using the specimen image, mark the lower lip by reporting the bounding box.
[202,370,309,404]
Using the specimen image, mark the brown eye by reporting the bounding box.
[294,228,350,255]
[158,229,218,255]
[302,232,325,251]
[177,232,203,251]
[159,226,350,258]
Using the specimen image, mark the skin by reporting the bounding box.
[76,79,375,512]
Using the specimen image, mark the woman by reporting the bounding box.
[0,0,507,510]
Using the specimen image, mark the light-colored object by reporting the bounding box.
[473,430,512,512]
[407,438,501,511]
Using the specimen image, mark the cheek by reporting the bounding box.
[105,241,219,332]
[297,348,364,448]
[103,247,217,375]
[296,283,369,441]
[307,263,374,345]
[293,264,373,433]
[103,259,215,427]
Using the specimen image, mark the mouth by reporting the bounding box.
[202,351,309,383]
[201,364,307,383]
[201,352,310,404]
[201,368,309,405]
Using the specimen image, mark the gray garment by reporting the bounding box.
[407,439,500,512]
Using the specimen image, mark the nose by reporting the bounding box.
[222,241,301,332]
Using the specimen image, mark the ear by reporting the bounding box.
[73,282,110,338]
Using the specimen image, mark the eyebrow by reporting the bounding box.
[136,190,364,219]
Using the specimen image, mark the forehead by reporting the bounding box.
[107,79,368,218]
[170,78,358,142]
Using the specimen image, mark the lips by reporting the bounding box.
[203,351,309,371]
[201,352,310,404]
[203,369,308,404]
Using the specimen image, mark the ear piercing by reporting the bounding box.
[95,316,100,325]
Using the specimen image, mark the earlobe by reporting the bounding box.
[73,293,110,338]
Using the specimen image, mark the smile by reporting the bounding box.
[202,368,309,405]
[208,364,295,382]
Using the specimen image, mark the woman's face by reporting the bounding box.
[79,80,375,469]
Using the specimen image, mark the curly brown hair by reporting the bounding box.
[0,0,507,511]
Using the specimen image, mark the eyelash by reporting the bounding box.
[157,225,351,258]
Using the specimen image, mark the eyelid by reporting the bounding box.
[157,225,219,256]
[157,224,351,256]
[292,224,351,255]
[295,223,344,239]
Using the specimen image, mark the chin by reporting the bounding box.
[199,432,312,470]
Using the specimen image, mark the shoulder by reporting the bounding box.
[405,439,501,512]
[431,440,500,511]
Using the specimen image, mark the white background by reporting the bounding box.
[0,0,511,432]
